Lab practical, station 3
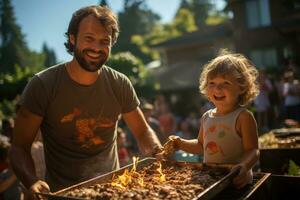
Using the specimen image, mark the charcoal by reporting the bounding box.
[64,162,228,199]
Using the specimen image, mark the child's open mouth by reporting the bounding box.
[214,95,225,101]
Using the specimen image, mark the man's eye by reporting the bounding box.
[101,40,111,45]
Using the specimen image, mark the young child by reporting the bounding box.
[164,50,260,189]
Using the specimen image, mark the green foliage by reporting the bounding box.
[288,160,300,176]
[0,65,43,100]
[205,11,230,25]
[0,0,29,73]
[99,0,109,7]
[177,0,229,28]
[0,0,47,74]
[129,8,197,64]
[113,0,160,63]
[107,52,143,84]
[173,8,197,34]
[42,43,57,68]
[0,98,18,120]
[177,0,214,27]
[107,52,156,98]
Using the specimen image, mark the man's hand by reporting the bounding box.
[231,164,249,189]
[29,180,51,199]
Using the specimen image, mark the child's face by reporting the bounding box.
[206,73,244,113]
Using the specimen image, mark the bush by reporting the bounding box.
[107,52,156,98]
[0,65,43,100]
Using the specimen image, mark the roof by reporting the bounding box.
[152,23,232,50]
[153,61,203,91]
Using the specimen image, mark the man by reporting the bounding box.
[9,5,162,195]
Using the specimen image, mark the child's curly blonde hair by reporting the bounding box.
[199,49,259,106]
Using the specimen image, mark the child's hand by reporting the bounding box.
[231,164,248,189]
[156,135,181,160]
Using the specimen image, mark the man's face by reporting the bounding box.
[70,15,112,72]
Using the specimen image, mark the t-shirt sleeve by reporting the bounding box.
[120,75,140,113]
[18,75,49,117]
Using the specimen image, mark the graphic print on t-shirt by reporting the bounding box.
[60,107,114,148]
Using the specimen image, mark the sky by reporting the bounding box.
[12,0,225,63]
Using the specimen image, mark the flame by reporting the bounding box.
[138,176,144,187]
[156,161,166,182]
[111,157,166,189]
[131,156,139,172]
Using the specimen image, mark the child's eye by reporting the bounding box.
[85,36,94,42]
[224,81,231,85]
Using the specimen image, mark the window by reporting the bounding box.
[246,0,271,28]
[249,48,277,68]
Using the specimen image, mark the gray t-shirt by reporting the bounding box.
[19,63,140,191]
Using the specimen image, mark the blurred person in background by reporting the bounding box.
[157,103,177,143]
[0,134,22,200]
[117,128,130,167]
[282,70,300,122]
[254,70,273,133]
[141,102,163,143]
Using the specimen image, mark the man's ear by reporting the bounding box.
[70,34,75,46]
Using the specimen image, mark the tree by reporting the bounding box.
[107,52,155,98]
[0,0,29,72]
[99,0,109,7]
[178,0,190,10]
[191,0,214,27]
[42,42,57,67]
[173,8,197,34]
[177,0,214,28]
[113,0,160,63]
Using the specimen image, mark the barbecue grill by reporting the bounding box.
[259,128,300,174]
[36,158,271,200]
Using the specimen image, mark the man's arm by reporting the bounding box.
[123,107,162,156]
[9,106,50,193]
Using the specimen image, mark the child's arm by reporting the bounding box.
[233,110,259,188]
[238,110,259,170]
[172,118,204,155]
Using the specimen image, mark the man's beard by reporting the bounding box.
[74,47,108,72]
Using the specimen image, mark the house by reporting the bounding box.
[151,0,300,116]
[227,0,300,70]
[151,23,233,115]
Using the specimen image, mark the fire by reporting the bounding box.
[111,157,165,189]
[154,161,166,182]
[131,156,139,172]
[138,176,144,187]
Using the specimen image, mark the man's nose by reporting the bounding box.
[91,43,102,52]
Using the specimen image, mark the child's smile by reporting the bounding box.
[214,95,226,101]
[206,73,244,114]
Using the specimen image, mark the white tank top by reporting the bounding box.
[202,107,244,164]
[202,107,253,184]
